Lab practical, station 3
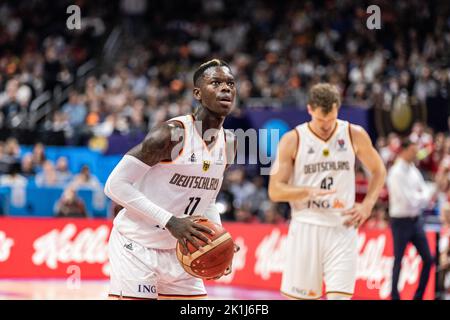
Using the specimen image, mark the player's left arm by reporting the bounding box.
[343,125,387,227]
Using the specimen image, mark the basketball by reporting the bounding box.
[176,218,236,279]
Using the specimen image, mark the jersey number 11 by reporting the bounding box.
[184,197,201,215]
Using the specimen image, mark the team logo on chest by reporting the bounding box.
[202,160,211,172]
[322,148,330,157]
[337,138,347,151]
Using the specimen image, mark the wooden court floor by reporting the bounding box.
[0,279,286,300]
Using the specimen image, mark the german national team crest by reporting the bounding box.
[202,160,211,172]
[337,139,346,151]
[322,148,330,157]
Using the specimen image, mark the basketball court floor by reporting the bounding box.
[0,279,286,300]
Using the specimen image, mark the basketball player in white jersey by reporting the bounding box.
[268,83,386,300]
[104,59,237,300]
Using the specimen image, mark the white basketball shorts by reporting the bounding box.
[281,220,358,299]
[108,227,207,299]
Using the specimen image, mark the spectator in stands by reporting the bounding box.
[410,122,433,148]
[31,143,46,170]
[61,90,87,144]
[0,142,7,174]
[260,203,286,225]
[69,165,102,191]
[435,161,450,211]
[20,153,36,178]
[228,167,256,209]
[55,187,87,218]
[215,177,235,221]
[234,204,258,223]
[0,142,9,172]
[4,137,20,162]
[355,166,369,203]
[0,162,27,187]
[379,133,401,169]
[0,79,25,128]
[43,111,70,145]
[426,132,446,177]
[55,156,73,185]
[43,46,62,93]
[35,160,59,187]
[0,138,20,174]
[363,204,389,230]
[246,175,269,217]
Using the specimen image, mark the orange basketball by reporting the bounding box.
[176,218,235,279]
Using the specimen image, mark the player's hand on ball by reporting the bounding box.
[341,203,371,228]
[166,216,214,252]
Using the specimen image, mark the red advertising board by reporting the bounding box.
[0,217,436,299]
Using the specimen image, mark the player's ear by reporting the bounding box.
[307,104,313,115]
[193,87,201,101]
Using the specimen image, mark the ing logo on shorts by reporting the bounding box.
[138,284,156,294]
[332,199,345,209]
[293,287,318,298]
[307,199,346,209]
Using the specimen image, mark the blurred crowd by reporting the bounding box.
[356,121,450,230]
[1,0,450,224]
[0,0,115,131]
[1,0,450,147]
[0,139,102,217]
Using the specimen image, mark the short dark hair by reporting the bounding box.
[193,59,231,86]
[308,83,341,114]
[400,137,416,150]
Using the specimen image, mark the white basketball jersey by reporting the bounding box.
[113,115,228,249]
[289,120,356,226]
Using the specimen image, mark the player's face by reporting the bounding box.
[307,104,338,137]
[194,66,236,116]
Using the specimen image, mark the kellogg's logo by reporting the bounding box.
[357,233,425,299]
[254,229,287,280]
[0,231,14,262]
[32,224,110,276]
[251,229,427,299]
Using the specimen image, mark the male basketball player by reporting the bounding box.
[104,59,237,300]
[268,83,386,300]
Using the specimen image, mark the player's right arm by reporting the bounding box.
[268,130,334,202]
[104,121,213,252]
